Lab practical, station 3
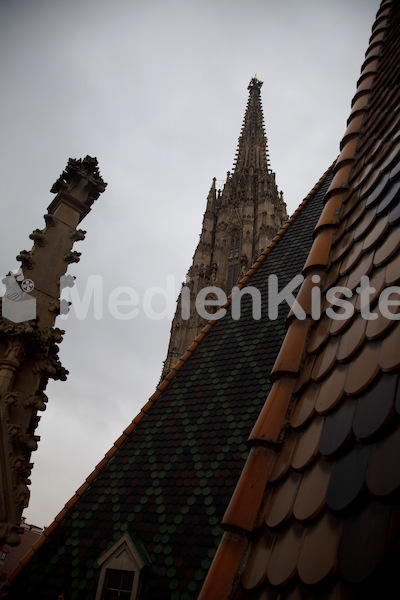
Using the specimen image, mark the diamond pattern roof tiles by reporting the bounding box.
[6,160,333,598]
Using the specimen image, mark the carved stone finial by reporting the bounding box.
[50,155,107,207]
[248,76,263,90]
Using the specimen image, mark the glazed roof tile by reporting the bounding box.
[199,2,400,598]
[6,163,334,596]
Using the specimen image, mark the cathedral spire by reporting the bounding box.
[233,77,269,172]
[162,78,287,377]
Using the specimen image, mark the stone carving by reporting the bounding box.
[44,213,57,227]
[29,229,47,247]
[64,250,81,264]
[69,228,86,241]
[1,157,106,546]
[50,155,107,206]
[16,250,34,269]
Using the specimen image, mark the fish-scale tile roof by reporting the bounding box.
[5,168,333,596]
[199,1,400,599]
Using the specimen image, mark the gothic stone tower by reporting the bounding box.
[163,77,287,375]
[0,157,106,545]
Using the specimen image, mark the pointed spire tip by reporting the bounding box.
[248,76,263,90]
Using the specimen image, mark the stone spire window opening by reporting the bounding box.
[227,263,239,294]
[229,231,240,260]
[227,230,241,293]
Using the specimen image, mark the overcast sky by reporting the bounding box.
[1,0,380,528]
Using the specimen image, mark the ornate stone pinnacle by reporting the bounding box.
[248,76,263,90]
[50,155,107,206]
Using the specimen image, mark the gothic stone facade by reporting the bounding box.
[163,78,287,375]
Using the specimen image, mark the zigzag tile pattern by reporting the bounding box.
[7,176,332,597]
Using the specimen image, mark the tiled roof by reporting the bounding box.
[0,528,41,584]
[5,165,333,597]
[199,1,400,599]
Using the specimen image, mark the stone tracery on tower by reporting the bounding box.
[162,78,287,376]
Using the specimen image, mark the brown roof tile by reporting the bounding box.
[336,313,367,361]
[264,470,301,529]
[292,458,331,523]
[290,416,324,472]
[266,521,303,587]
[199,3,400,598]
[289,382,318,430]
[314,364,347,415]
[297,513,341,586]
[352,372,396,440]
[241,529,273,590]
[344,341,381,395]
[319,397,355,458]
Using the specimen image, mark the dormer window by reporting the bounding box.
[95,533,149,600]
[101,569,135,600]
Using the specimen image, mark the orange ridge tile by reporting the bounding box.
[123,421,136,436]
[271,318,312,379]
[114,432,127,447]
[54,507,70,522]
[303,227,336,272]
[315,192,346,230]
[249,378,296,444]
[341,114,367,149]
[197,531,248,600]
[222,446,275,533]
[75,481,90,496]
[348,94,371,119]
[326,164,353,197]
[369,28,388,45]
[19,548,35,566]
[358,58,380,80]
[41,520,58,539]
[85,468,99,484]
[64,495,79,509]
[288,271,324,320]
[6,564,23,585]
[95,456,109,471]
[372,16,390,32]
[335,137,360,167]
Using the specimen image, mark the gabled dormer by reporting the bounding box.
[95,533,150,600]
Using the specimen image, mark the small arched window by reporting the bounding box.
[229,232,240,259]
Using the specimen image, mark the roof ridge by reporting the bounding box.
[5,163,335,588]
[197,2,391,597]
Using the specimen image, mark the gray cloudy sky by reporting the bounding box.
[1,0,379,528]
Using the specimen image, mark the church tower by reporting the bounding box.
[163,77,287,375]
